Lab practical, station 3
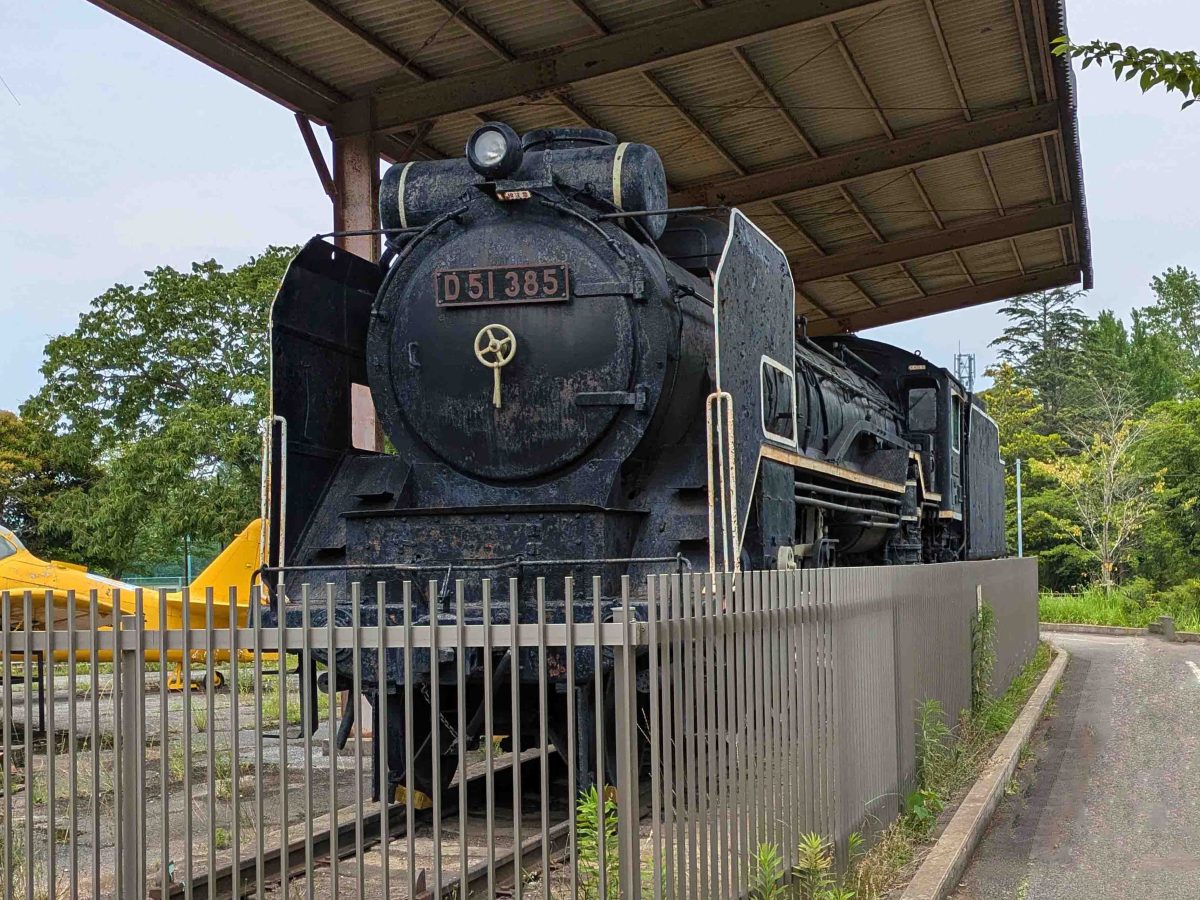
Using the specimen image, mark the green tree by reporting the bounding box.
[1078,310,1128,373]
[979,365,1083,585]
[1132,380,1200,586]
[979,364,1063,464]
[989,288,1087,423]
[21,246,294,575]
[1142,266,1200,372]
[1032,379,1155,589]
[1052,37,1200,109]
[0,411,96,562]
[1126,311,1183,406]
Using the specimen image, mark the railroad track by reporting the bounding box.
[153,745,653,899]
[152,748,558,899]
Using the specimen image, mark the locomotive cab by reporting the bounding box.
[901,371,965,518]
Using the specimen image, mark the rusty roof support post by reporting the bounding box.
[332,114,383,452]
[333,129,380,263]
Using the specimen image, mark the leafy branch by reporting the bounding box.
[1052,36,1200,108]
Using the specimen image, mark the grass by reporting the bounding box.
[256,673,330,727]
[1040,579,1200,631]
[168,742,188,783]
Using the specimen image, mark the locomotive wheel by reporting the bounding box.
[548,670,649,791]
[199,669,225,692]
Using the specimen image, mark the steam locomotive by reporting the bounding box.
[266,123,1005,799]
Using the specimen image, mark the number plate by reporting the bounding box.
[434,264,570,307]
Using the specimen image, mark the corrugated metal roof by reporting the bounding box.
[88,0,1092,332]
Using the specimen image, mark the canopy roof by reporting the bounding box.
[91,0,1091,334]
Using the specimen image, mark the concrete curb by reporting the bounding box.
[1040,621,1200,642]
[899,647,1070,900]
[1040,622,1142,637]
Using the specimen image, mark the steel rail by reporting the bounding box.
[151,748,546,899]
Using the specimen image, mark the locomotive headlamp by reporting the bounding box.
[466,122,523,179]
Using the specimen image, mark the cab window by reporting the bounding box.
[907,387,938,432]
[0,535,17,562]
[951,395,963,452]
[761,359,796,443]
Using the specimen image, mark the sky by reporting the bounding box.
[1,0,1198,411]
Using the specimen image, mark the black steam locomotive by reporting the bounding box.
[266,123,1005,799]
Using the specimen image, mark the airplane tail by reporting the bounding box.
[186,518,266,611]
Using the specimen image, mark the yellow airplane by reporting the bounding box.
[0,520,270,686]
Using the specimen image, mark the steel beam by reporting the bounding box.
[794,203,1072,283]
[358,0,897,134]
[88,0,343,120]
[671,103,1061,207]
[805,264,1081,335]
[296,114,336,200]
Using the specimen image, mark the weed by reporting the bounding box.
[902,788,943,833]
[846,831,865,869]
[749,843,787,900]
[971,602,996,714]
[0,827,29,895]
[850,819,914,898]
[29,772,48,808]
[212,750,230,781]
[193,709,208,733]
[213,827,232,850]
[744,832,859,900]
[793,832,835,898]
[575,785,618,900]
[259,675,328,726]
[916,700,954,792]
[168,742,187,783]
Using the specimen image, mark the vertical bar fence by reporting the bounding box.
[0,558,1037,898]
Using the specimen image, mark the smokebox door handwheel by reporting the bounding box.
[473,323,517,408]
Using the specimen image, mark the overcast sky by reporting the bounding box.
[2,0,1198,411]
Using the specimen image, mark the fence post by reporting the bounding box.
[117,614,141,898]
[612,607,641,899]
[1015,458,1024,558]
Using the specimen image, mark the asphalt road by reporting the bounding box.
[952,632,1200,900]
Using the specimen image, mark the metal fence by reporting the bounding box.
[0,557,1037,899]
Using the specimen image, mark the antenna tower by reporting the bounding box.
[953,346,976,393]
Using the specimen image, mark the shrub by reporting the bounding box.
[1121,576,1154,605]
[1149,579,1200,630]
